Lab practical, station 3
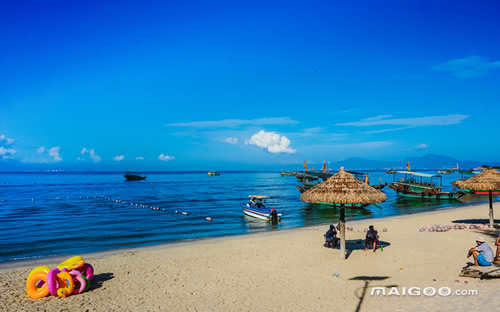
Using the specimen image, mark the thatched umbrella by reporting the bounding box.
[301,167,386,258]
[454,169,500,227]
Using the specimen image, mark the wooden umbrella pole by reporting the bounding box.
[489,191,494,227]
[340,205,346,259]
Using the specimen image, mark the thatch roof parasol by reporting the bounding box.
[301,167,386,205]
[301,167,386,259]
[454,169,500,191]
[453,169,500,227]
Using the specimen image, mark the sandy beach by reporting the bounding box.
[1,203,499,312]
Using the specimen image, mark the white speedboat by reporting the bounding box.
[242,195,281,222]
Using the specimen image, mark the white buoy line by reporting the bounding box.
[26,194,213,222]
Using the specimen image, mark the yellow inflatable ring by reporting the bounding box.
[56,271,74,297]
[27,265,50,282]
[57,256,85,271]
[26,272,49,299]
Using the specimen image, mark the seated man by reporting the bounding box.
[365,225,379,252]
[324,224,339,248]
[495,233,500,264]
[467,236,494,266]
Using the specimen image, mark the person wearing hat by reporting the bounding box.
[467,236,494,266]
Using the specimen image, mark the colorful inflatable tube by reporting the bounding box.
[70,270,87,294]
[26,272,50,299]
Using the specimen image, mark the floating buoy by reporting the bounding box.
[205,217,212,221]
[175,210,179,214]
[181,211,189,216]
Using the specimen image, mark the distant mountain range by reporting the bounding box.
[328,154,499,171]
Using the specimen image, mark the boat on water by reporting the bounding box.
[295,173,319,181]
[242,195,281,222]
[296,181,316,193]
[280,171,296,176]
[372,183,387,190]
[389,171,463,200]
[207,171,220,176]
[124,172,146,181]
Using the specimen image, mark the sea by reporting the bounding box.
[0,171,495,263]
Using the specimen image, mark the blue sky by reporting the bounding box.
[1,0,499,170]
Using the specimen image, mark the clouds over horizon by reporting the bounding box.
[247,130,296,154]
[79,147,101,162]
[433,56,500,78]
[158,154,175,161]
[223,137,239,144]
[113,155,125,161]
[0,134,17,159]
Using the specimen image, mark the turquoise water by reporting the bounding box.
[0,171,493,263]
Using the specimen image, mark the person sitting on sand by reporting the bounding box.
[495,233,500,262]
[467,236,494,266]
[365,225,379,252]
[325,224,339,248]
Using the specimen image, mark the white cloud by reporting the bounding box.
[247,130,296,154]
[0,134,15,145]
[158,154,175,161]
[113,155,125,161]
[48,146,62,162]
[136,156,144,160]
[79,147,101,162]
[167,117,298,128]
[416,143,428,150]
[338,114,469,127]
[364,126,414,134]
[0,146,17,159]
[37,146,46,153]
[223,137,239,144]
[433,56,500,78]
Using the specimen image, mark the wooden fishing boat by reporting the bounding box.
[124,172,146,181]
[242,195,281,222]
[295,173,319,182]
[280,171,296,176]
[389,171,463,200]
[372,183,387,190]
[207,171,220,176]
[296,182,316,193]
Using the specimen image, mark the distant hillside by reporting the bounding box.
[330,154,499,171]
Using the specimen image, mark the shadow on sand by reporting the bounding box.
[349,276,395,312]
[89,272,114,291]
[344,240,391,259]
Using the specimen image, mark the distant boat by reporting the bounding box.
[242,195,281,223]
[296,181,316,193]
[124,172,146,181]
[372,183,387,190]
[207,171,220,176]
[280,171,296,176]
[388,171,463,200]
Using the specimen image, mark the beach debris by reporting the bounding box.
[418,223,494,232]
[331,273,340,278]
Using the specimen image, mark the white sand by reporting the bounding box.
[0,203,499,312]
